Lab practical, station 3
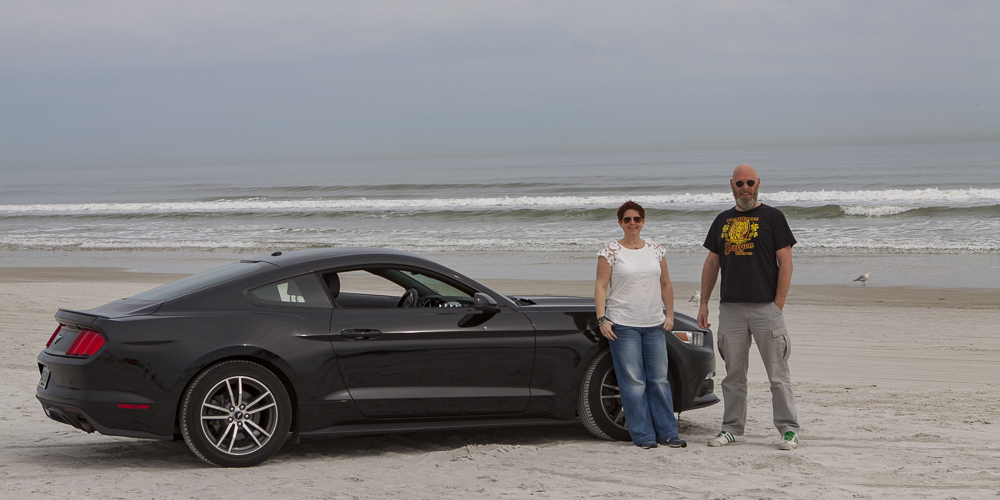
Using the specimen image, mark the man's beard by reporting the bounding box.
[733,186,758,211]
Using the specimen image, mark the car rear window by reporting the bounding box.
[248,274,331,308]
[132,262,271,301]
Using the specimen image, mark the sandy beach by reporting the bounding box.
[2,267,999,499]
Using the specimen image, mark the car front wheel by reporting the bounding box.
[578,350,631,442]
[180,360,291,467]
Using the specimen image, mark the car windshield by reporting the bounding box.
[132,262,271,301]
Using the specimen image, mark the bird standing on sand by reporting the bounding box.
[689,291,701,303]
[853,271,870,287]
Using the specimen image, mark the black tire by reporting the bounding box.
[578,350,631,442]
[180,360,292,467]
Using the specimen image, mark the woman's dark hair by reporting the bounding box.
[617,200,645,221]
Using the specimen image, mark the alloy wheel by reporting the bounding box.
[198,375,280,456]
[599,369,628,432]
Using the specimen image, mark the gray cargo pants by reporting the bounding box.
[717,302,799,436]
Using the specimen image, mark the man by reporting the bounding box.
[698,164,800,450]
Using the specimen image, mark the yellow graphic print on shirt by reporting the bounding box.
[720,216,759,256]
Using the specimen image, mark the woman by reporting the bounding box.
[595,200,686,449]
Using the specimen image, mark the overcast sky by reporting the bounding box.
[2,1,998,170]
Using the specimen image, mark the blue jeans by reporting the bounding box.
[608,324,679,445]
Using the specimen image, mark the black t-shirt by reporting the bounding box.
[703,203,796,303]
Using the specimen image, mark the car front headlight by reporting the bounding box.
[671,330,704,347]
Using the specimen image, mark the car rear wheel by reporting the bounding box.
[578,350,630,442]
[180,360,291,467]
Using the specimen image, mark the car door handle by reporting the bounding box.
[340,329,382,340]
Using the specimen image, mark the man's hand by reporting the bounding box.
[698,252,719,330]
[697,304,711,329]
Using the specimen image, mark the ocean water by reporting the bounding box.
[2,141,999,288]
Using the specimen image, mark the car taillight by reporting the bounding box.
[66,329,105,357]
[45,325,63,347]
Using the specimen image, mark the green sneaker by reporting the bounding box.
[708,431,741,447]
[779,431,799,450]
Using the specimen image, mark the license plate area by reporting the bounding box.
[38,365,51,389]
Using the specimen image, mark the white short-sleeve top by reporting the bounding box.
[597,240,666,328]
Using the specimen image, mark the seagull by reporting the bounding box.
[689,290,701,303]
[853,271,870,287]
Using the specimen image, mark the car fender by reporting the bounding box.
[172,345,305,421]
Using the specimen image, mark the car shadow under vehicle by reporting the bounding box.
[22,416,715,469]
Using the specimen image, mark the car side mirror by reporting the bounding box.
[472,292,500,312]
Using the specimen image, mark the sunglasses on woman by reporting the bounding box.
[620,217,643,223]
[734,179,756,187]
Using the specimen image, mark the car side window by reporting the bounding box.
[332,270,404,309]
[399,270,469,297]
[331,267,475,309]
[248,274,331,308]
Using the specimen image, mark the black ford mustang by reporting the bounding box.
[37,248,717,467]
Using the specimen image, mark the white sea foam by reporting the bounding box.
[841,205,918,217]
[766,187,1000,205]
[798,240,1000,254]
[2,188,998,215]
[4,231,994,254]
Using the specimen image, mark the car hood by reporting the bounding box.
[510,296,594,308]
[511,295,701,327]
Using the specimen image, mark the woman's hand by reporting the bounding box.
[662,316,674,331]
[600,321,616,340]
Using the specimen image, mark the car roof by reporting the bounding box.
[242,247,416,268]
[233,247,496,299]
[239,247,473,283]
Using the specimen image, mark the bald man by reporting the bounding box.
[698,164,800,450]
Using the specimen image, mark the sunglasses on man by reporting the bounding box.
[734,179,756,188]
[620,217,643,223]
